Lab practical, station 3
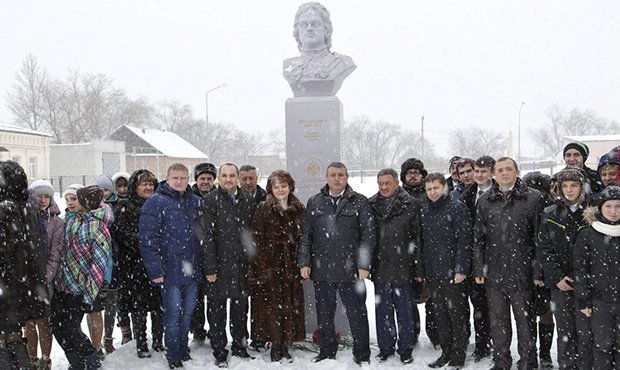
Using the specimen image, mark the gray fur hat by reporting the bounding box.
[29,179,55,198]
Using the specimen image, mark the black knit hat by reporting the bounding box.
[194,162,217,181]
[563,141,590,161]
[598,185,620,211]
[522,171,552,194]
[77,185,104,210]
[400,158,427,183]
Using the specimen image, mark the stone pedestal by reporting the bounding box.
[285,96,351,335]
[285,96,342,204]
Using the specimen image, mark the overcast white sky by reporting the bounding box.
[1,0,619,157]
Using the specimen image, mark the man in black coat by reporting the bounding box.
[418,173,472,370]
[196,163,256,368]
[458,155,495,362]
[473,157,545,370]
[400,158,432,346]
[369,168,421,364]
[189,162,217,344]
[298,162,375,364]
[238,164,269,352]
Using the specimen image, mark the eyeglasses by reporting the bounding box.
[405,170,422,177]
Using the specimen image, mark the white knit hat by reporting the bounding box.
[63,183,84,198]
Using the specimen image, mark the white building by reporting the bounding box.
[0,122,53,180]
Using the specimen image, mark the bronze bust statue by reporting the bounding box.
[283,2,356,97]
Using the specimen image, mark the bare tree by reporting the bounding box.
[531,105,620,158]
[228,131,264,164]
[6,54,49,131]
[6,56,155,143]
[342,115,438,173]
[153,100,194,132]
[450,128,506,159]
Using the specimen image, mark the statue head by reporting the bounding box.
[293,2,333,52]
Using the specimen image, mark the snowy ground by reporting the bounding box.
[47,177,558,369]
[48,282,558,369]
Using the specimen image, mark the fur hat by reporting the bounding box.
[400,158,427,183]
[522,171,552,194]
[92,175,114,193]
[555,167,586,203]
[194,162,217,181]
[598,185,620,211]
[111,172,131,186]
[28,179,55,198]
[563,141,590,161]
[62,183,83,198]
[77,185,104,210]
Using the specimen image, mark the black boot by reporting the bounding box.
[151,310,165,352]
[6,334,31,370]
[281,345,293,363]
[270,343,282,362]
[539,323,554,369]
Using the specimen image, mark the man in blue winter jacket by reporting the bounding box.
[139,163,202,370]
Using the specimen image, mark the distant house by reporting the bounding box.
[49,139,126,193]
[0,122,53,180]
[108,125,208,179]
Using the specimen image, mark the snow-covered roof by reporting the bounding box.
[124,125,207,159]
[563,135,620,142]
[0,122,53,137]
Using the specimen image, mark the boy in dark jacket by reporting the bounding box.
[458,155,495,362]
[574,185,620,370]
[417,173,472,370]
[369,168,421,364]
[539,167,591,369]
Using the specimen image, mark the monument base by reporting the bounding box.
[285,96,342,204]
[285,96,351,335]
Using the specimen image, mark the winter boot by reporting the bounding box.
[270,343,281,362]
[280,344,293,363]
[0,335,12,370]
[539,323,554,369]
[38,358,52,370]
[84,350,101,370]
[65,351,85,370]
[6,333,31,370]
[120,325,132,345]
[104,337,115,354]
[151,310,165,352]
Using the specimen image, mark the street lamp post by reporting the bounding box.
[518,101,525,163]
[205,83,227,128]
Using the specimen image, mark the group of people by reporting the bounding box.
[1,140,619,370]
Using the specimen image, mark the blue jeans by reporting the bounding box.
[374,282,415,356]
[162,280,198,363]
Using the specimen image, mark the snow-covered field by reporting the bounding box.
[47,177,557,369]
